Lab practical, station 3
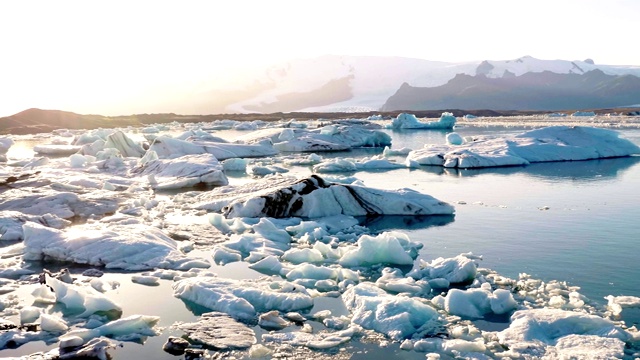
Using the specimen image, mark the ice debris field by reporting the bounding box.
[1,113,640,359]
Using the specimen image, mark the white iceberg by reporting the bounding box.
[432,286,517,319]
[43,275,122,317]
[173,276,314,321]
[22,222,210,271]
[65,314,160,342]
[130,153,228,190]
[0,210,71,241]
[312,156,405,173]
[178,311,256,349]
[0,137,14,154]
[407,126,640,168]
[243,124,391,152]
[342,283,442,340]
[148,136,277,160]
[262,325,363,350]
[339,231,421,267]
[409,255,478,285]
[0,190,121,220]
[497,308,630,358]
[33,144,82,156]
[103,130,146,158]
[388,112,456,130]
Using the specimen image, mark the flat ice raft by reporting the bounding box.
[187,175,454,218]
[407,126,640,168]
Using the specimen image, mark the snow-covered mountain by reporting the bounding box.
[194,55,640,113]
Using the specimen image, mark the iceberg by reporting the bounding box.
[497,308,630,358]
[0,190,121,220]
[148,136,277,160]
[409,255,478,284]
[130,153,228,190]
[312,156,405,173]
[103,130,146,158]
[173,276,314,321]
[191,175,454,218]
[178,311,256,349]
[65,314,160,342]
[407,126,640,168]
[0,211,71,241]
[33,144,82,156]
[388,112,456,130]
[42,275,122,317]
[342,283,443,340]
[262,325,363,350]
[242,124,391,152]
[432,286,517,319]
[22,222,209,271]
[0,137,13,154]
[339,231,421,267]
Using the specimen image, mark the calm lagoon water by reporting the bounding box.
[2,124,640,358]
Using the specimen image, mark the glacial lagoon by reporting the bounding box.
[1,118,640,359]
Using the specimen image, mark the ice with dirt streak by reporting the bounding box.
[211,175,454,218]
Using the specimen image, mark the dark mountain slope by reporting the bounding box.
[382,70,640,111]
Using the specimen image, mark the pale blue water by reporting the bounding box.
[2,124,640,358]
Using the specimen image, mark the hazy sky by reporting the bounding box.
[1,0,638,117]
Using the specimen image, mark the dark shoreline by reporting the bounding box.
[1,107,639,136]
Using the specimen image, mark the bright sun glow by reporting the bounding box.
[1,0,639,117]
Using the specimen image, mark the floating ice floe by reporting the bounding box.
[407,126,640,168]
[130,153,228,190]
[0,210,70,241]
[496,308,630,358]
[409,254,479,285]
[239,124,391,152]
[0,189,121,220]
[22,222,210,271]
[338,231,421,267]
[103,130,146,158]
[605,295,640,316]
[172,276,314,321]
[40,275,122,317]
[247,164,290,177]
[65,314,160,342]
[431,285,518,319]
[342,282,443,340]
[175,129,228,143]
[148,136,277,160]
[0,138,13,154]
[382,146,413,157]
[178,311,256,349]
[33,144,82,156]
[388,113,456,130]
[312,156,405,173]
[189,175,454,218]
[262,324,363,350]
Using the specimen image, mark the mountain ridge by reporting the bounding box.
[381,69,640,111]
[193,55,640,114]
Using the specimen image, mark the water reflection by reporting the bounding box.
[357,214,455,233]
[413,156,640,182]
